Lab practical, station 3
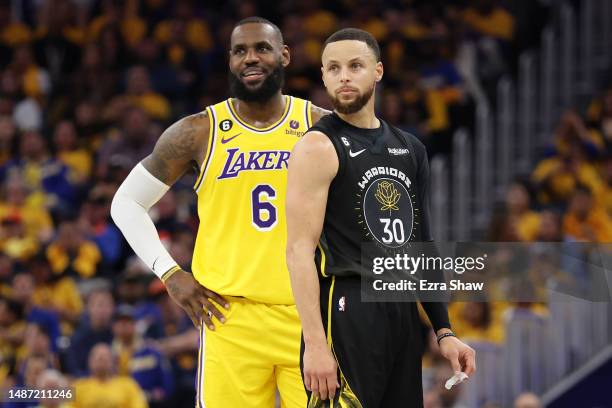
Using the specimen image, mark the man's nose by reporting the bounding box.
[339,67,350,83]
[245,48,259,64]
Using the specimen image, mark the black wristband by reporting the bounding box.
[436,332,456,345]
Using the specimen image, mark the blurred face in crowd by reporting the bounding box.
[462,302,489,328]
[12,273,35,304]
[53,120,78,151]
[112,317,136,344]
[569,189,593,219]
[13,46,34,71]
[88,343,115,378]
[321,40,383,114]
[5,175,27,205]
[228,23,289,103]
[123,108,150,141]
[56,221,83,251]
[82,44,102,69]
[25,323,51,355]
[0,115,16,144]
[117,278,146,303]
[20,131,46,160]
[506,183,530,213]
[127,66,151,95]
[31,256,53,285]
[1,69,21,96]
[0,297,17,326]
[75,101,97,127]
[0,254,12,281]
[538,210,561,241]
[87,290,114,330]
[381,92,403,123]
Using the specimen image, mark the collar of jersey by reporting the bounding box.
[226,95,292,133]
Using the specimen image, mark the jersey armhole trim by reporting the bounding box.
[194,106,217,192]
[305,100,312,129]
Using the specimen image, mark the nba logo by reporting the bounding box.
[338,296,346,312]
[290,120,299,129]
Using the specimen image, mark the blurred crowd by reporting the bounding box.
[435,62,612,408]
[0,0,599,407]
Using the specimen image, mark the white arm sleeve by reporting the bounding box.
[111,163,179,279]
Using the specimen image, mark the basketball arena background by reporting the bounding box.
[0,0,611,407]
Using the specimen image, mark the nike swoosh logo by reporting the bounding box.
[221,133,242,144]
[349,149,366,157]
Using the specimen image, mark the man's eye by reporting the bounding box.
[352,63,361,69]
[233,49,245,55]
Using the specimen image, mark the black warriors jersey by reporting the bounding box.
[311,113,433,279]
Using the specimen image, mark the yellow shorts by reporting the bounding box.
[196,297,306,408]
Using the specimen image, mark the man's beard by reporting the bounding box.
[329,82,375,114]
[229,64,284,103]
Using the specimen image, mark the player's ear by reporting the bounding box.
[281,45,290,67]
[321,66,328,87]
[375,61,384,82]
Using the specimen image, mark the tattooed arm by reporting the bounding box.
[112,112,228,329]
[310,105,332,125]
[141,112,209,184]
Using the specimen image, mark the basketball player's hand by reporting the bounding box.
[164,269,229,330]
[303,342,339,401]
[439,335,476,377]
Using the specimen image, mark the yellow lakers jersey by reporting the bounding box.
[192,96,313,305]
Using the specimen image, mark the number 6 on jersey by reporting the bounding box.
[251,184,277,231]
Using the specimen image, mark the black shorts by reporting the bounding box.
[301,276,424,408]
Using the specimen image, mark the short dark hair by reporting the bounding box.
[323,28,381,61]
[234,16,284,45]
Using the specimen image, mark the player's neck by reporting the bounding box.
[336,106,379,130]
[233,93,287,127]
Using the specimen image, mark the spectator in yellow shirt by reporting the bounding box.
[536,210,564,242]
[505,181,540,241]
[88,0,146,48]
[0,3,32,47]
[53,121,93,184]
[31,253,83,331]
[105,66,170,121]
[153,1,213,53]
[463,0,515,41]
[532,133,605,205]
[563,185,612,242]
[452,301,504,345]
[73,343,148,408]
[0,174,54,244]
[45,219,101,279]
